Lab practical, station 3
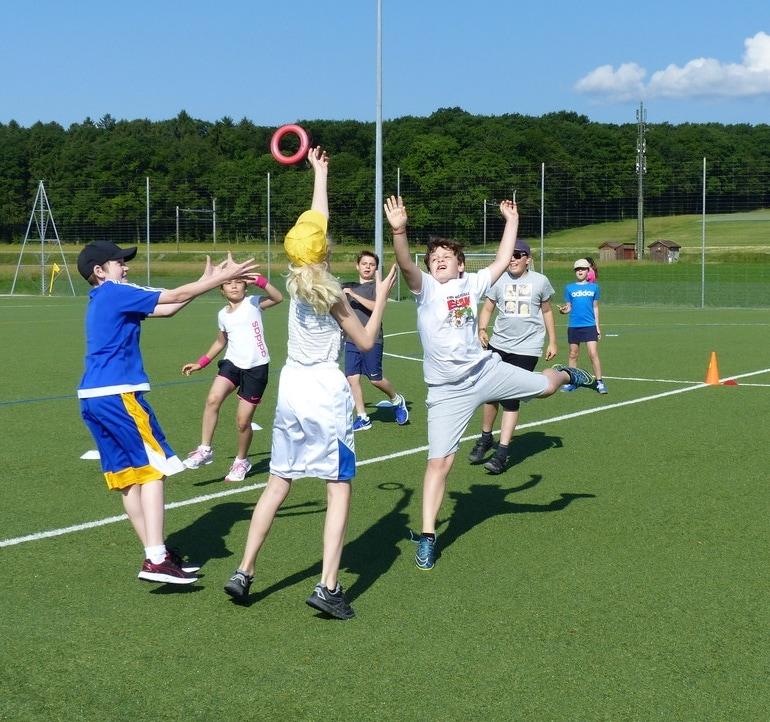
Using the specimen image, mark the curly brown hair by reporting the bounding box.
[423,236,465,270]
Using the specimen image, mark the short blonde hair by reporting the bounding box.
[286,263,343,315]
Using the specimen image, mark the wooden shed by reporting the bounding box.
[647,239,681,263]
[598,241,636,261]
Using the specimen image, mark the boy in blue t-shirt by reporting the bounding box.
[77,240,256,585]
[558,258,608,394]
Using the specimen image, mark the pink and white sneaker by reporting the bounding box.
[224,458,252,483]
[183,446,214,469]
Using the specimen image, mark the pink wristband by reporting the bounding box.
[197,355,211,368]
[254,275,268,289]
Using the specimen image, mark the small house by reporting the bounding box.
[598,242,636,261]
[647,239,681,263]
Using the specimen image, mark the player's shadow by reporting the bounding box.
[437,475,595,559]
[368,401,413,426]
[190,453,271,487]
[165,500,323,567]
[235,483,413,607]
[473,430,563,466]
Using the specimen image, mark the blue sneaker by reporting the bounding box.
[393,395,409,425]
[560,384,577,392]
[552,364,598,391]
[415,535,436,570]
[352,416,372,432]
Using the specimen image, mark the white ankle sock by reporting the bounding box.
[146,544,167,564]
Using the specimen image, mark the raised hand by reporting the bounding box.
[384,195,408,233]
[308,146,329,172]
[500,199,518,222]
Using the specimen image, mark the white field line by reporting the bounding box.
[2,366,769,550]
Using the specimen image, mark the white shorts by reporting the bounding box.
[426,354,549,459]
[269,361,356,481]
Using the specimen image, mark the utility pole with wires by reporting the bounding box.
[635,101,647,259]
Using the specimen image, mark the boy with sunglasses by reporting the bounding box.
[469,240,558,474]
[557,259,608,394]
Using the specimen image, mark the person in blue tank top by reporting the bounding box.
[558,258,608,394]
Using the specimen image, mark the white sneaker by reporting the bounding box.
[224,458,252,483]
[183,446,214,469]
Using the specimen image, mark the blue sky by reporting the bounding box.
[1,0,768,128]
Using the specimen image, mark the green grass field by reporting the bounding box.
[1,290,768,721]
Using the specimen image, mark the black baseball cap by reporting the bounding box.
[77,241,137,281]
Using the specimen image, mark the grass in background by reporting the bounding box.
[1,287,769,720]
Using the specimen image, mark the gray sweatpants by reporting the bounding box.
[426,354,549,459]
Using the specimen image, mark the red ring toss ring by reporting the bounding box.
[270,124,310,165]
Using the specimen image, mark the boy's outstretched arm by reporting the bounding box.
[384,195,422,293]
[308,146,329,219]
[487,199,519,286]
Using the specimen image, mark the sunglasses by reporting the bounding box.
[512,251,529,260]
[575,267,589,271]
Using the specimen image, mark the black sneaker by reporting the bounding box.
[483,455,507,475]
[306,582,355,620]
[468,437,493,464]
[552,364,598,391]
[224,570,253,601]
[166,548,201,574]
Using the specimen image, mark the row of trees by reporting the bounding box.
[2,108,770,244]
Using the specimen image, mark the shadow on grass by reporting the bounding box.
[232,483,413,608]
[165,500,323,567]
[471,430,564,466]
[367,399,413,426]
[437,475,595,559]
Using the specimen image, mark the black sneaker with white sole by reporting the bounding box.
[166,548,201,574]
[552,364,598,391]
[306,582,355,619]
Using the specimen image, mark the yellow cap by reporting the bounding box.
[284,210,328,266]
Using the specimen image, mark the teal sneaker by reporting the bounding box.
[415,535,436,570]
[552,364,597,390]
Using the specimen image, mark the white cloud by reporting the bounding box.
[575,32,770,100]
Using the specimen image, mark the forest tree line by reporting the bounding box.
[1,108,770,245]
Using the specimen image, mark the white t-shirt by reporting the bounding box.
[286,297,341,365]
[415,268,492,384]
[218,295,270,369]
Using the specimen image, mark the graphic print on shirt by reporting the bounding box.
[447,292,474,328]
[503,282,533,317]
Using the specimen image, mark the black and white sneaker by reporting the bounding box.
[483,455,507,475]
[224,570,253,601]
[166,548,201,574]
[552,364,598,391]
[468,437,493,464]
[306,582,355,620]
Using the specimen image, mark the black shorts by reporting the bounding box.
[217,359,269,405]
[567,326,599,344]
[488,346,538,411]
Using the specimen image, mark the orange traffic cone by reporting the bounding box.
[704,351,720,385]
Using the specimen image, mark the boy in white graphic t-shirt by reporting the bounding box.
[384,195,598,571]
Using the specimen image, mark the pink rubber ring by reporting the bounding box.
[270,124,310,165]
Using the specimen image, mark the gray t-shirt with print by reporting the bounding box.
[487,269,554,357]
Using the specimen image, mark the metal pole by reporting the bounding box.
[483,200,487,246]
[212,197,217,245]
[266,172,271,282]
[540,162,545,273]
[374,0,383,262]
[635,101,647,260]
[39,181,45,295]
[397,166,400,197]
[701,157,706,309]
[145,177,151,285]
[175,206,179,253]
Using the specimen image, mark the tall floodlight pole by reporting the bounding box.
[635,101,647,259]
[374,0,383,261]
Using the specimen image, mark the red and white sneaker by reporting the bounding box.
[138,558,198,585]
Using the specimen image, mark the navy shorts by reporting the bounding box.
[567,326,599,344]
[344,341,384,380]
[217,359,269,405]
[488,346,539,411]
